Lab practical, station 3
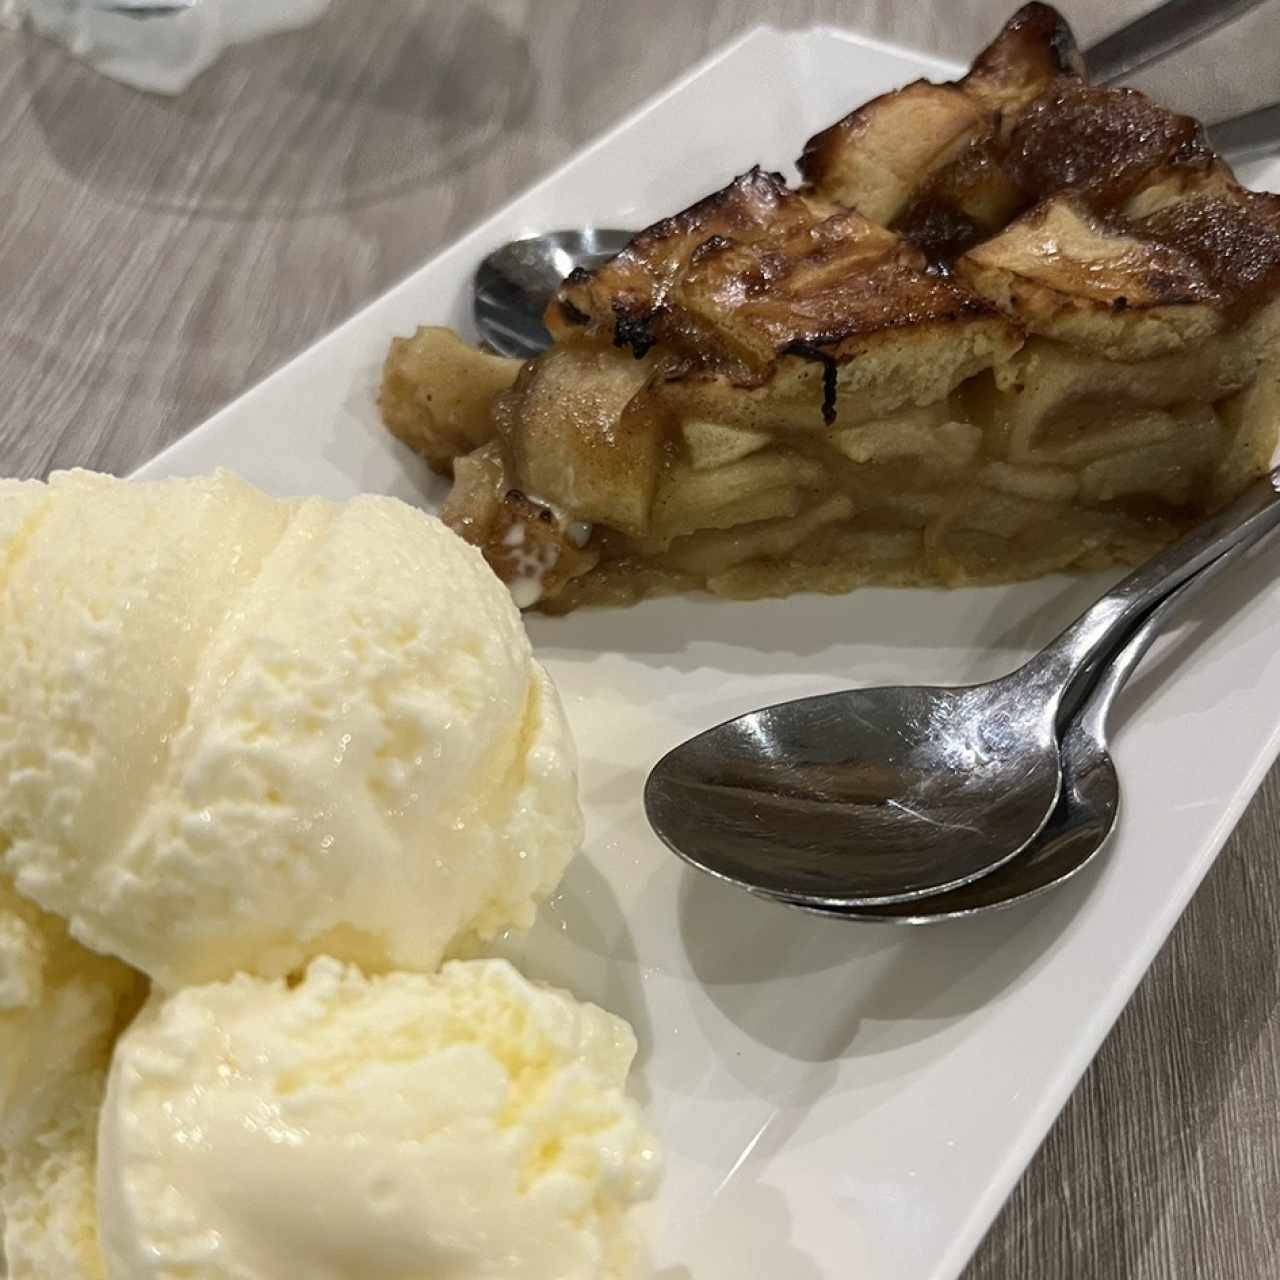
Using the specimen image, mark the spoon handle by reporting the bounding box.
[1087,0,1266,85]
[1076,534,1258,740]
[1033,465,1280,712]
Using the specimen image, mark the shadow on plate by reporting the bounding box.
[969,568,1121,654]
[1110,532,1280,735]
[479,837,881,1276]
[666,1177,828,1280]
[23,0,535,216]
[636,856,1095,1218]
[531,540,1280,710]
[528,575,1111,680]
[675,857,1092,1081]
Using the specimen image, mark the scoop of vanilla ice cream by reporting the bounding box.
[0,876,144,1279]
[0,470,580,989]
[1,1063,111,1280]
[0,878,144,1152]
[98,957,660,1280]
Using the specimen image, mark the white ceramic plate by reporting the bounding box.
[135,25,1280,1280]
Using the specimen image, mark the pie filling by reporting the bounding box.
[378,2,1280,612]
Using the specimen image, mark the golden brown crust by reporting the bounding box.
[962,2,1083,111]
[1132,188,1280,322]
[551,3,1276,371]
[1005,81,1215,207]
[796,82,989,226]
[798,1,1083,258]
[655,208,1003,374]
[887,137,1025,262]
[549,168,808,351]
[956,196,1223,357]
[957,186,1280,355]
[381,3,1280,614]
[799,7,1245,282]
[548,174,1012,423]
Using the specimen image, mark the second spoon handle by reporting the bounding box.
[1030,464,1280,713]
[1076,533,1260,740]
[1086,0,1267,85]
[1210,102,1280,166]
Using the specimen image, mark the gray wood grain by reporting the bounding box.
[1,2,1278,1276]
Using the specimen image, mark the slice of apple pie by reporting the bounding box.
[379,2,1280,612]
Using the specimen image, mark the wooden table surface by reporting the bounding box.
[2,2,1279,1275]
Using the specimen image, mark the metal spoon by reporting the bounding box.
[474,227,633,359]
[1085,0,1267,84]
[644,466,1280,908]
[1209,102,1280,167]
[778,535,1257,923]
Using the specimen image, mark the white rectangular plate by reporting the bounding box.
[136,25,1280,1280]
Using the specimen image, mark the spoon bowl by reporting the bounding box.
[473,227,633,359]
[800,533,1263,921]
[645,468,1280,907]
[644,679,1062,905]
[789,718,1120,922]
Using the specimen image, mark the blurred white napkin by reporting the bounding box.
[5,0,332,93]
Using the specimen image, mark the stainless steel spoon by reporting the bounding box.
[778,534,1257,922]
[1085,0,1267,84]
[644,466,1280,909]
[472,2,1276,360]
[474,227,633,359]
[1209,102,1280,167]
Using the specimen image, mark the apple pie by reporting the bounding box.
[379,2,1280,612]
